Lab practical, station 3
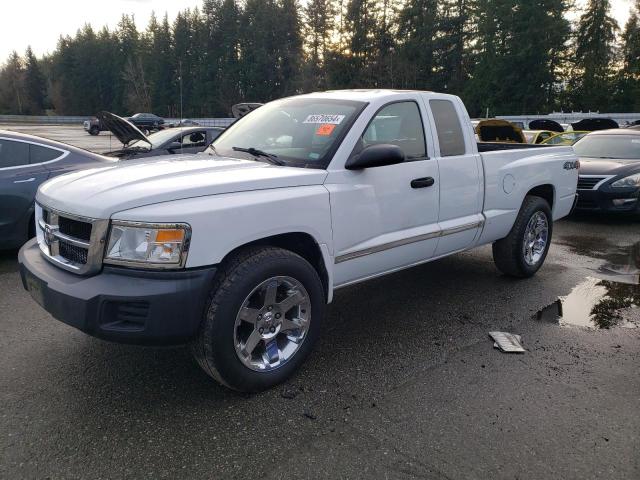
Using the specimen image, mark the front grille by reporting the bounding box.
[59,216,92,241]
[36,204,109,275]
[577,176,605,190]
[59,241,88,264]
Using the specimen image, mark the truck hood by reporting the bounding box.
[37,154,328,219]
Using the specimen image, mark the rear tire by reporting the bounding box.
[492,195,553,278]
[192,247,325,392]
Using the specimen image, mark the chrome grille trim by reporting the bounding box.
[577,175,615,191]
[35,203,109,275]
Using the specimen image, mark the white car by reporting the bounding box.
[19,90,579,391]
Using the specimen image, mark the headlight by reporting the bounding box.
[104,222,191,268]
[611,173,640,188]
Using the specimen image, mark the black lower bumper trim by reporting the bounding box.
[575,188,639,214]
[18,238,217,345]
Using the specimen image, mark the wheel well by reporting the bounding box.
[526,184,554,210]
[223,233,329,300]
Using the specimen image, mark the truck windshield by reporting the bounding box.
[208,97,366,168]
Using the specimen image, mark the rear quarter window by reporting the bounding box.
[30,144,63,163]
[0,139,30,168]
[429,100,466,157]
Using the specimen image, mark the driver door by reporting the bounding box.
[326,100,441,287]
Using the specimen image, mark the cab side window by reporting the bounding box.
[429,99,466,157]
[362,102,427,160]
[0,139,30,168]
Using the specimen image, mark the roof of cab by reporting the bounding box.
[297,89,443,102]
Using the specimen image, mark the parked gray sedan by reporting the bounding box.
[0,130,114,249]
[97,111,225,160]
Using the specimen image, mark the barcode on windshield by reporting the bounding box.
[303,114,345,125]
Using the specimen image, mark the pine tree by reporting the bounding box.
[616,0,640,111]
[571,0,619,111]
[172,10,196,116]
[278,0,304,96]
[215,0,242,114]
[465,0,570,116]
[303,0,336,91]
[146,14,175,116]
[373,0,398,88]
[23,46,47,114]
[116,14,147,113]
[435,0,471,95]
[0,52,25,114]
[344,0,379,85]
[396,0,439,90]
[240,0,282,101]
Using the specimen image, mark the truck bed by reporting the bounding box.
[477,142,550,152]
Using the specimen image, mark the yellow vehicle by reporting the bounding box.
[540,131,589,146]
[523,130,556,144]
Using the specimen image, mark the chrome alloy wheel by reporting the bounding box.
[233,276,311,372]
[523,211,549,266]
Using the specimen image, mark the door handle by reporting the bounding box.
[410,177,435,189]
[14,177,36,184]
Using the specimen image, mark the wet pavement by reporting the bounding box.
[1,215,639,479]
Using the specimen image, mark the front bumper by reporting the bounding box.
[575,187,640,213]
[18,238,217,345]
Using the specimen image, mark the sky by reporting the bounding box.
[0,0,635,62]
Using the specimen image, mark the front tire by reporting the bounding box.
[192,247,325,392]
[492,195,553,278]
[89,126,100,135]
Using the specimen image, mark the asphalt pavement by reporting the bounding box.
[1,213,638,479]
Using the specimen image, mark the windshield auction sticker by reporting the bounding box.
[304,114,345,124]
[316,124,337,136]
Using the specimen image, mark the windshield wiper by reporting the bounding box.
[232,146,285,165]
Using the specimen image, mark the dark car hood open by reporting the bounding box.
[579,157,640,175]
[477,119,526,143]
[97,111,151,147]
[529,119,563,133]
[572,118,619,132]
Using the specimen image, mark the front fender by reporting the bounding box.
[111,185,333,270]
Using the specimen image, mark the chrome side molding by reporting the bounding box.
[335,220,484,264]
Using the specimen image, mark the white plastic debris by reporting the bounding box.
[489,331,525,353]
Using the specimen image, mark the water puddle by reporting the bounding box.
[537,277,639,330]
[557,238,640,283]
[598,242,640,285]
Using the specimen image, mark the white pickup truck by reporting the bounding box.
[19,90,579,391]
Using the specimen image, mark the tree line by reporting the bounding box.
[1,0,639,118]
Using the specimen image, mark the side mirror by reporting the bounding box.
[167,141,182,151]
[345,144,405,170]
